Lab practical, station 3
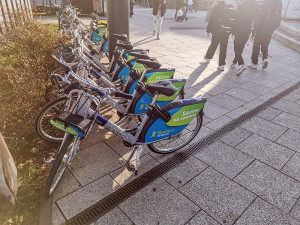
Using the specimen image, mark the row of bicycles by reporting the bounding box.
[39,2,207,198]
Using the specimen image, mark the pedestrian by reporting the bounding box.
[175,0,187,19]
[152,0,167,40]
[130,0,135,18]
[193,0,198,12]
[203,0,237,71]
[188,0,193,12]
[205,0,221,22]
[231,0,257,74]
[249,0,282,69]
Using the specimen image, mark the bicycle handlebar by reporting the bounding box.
[50,55,107,94]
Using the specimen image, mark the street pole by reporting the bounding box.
[107,0,129,59]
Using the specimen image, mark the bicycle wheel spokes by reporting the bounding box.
[36,97,68,142]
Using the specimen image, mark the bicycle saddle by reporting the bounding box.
[128,51,150,60]
[112,34,128,42]
[125,49,150,54]
[146,80,177,97]
[116,42,133,50]
[136,58,161,69]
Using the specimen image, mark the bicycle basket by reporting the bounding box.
[50,90,100,138]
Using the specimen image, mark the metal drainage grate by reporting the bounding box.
[67,81,300,225]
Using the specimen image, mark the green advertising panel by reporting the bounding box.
[166,103,205,127]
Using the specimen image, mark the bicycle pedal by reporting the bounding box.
[123,140,133,147]
[125,162,135,172]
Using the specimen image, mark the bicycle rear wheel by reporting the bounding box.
[147,113,202,154]
[35,96,68,143]
[43,134,80,198]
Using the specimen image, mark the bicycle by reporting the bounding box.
[43,58,206,198]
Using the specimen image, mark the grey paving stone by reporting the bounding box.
[273,112,300,132]
[194,140,253,179]
[94,207,133,225]
[209,75,241,89]
[119,178,199,225]
[53,169,81,201]
[281,153,300,182]
[205,115,232,131]
[234,161,300,213]
[79,125,115,149]
[235,198,300,225]
[224,87,260,102]
[236,134,294,170]
[272,99,300,116]
[283,92,300,103]
[186,210,221,225]
[179,168,255,225]
[210,94,246,110]
[149,125,214,163]
[257,107,283,121]
[243,99,264,110]
[52,204,66,225]
[105,135,150,161]
[110,154,159,187]
[162,157,207,189]
[226,107,249,119]
[276,129,300,153]
[203,102,230,120]
[68,142,124,186]
[290,199,300,222]
[219,127,252,147]
[240,117,288,141]
[202,116,212,125]
[252,75,290,89]
[239,82,272,95]
[57,175,120,220]
[195,82,228,96]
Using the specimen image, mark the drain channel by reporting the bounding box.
[67,81,300,225]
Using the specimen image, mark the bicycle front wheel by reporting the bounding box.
[147,113,202,154]
[35,96,68,143]
[43,134,80,198]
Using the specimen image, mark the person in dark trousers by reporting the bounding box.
[249,0,282,69]
[203,0,237,71]
[130,0,135,18]
[153,0,167,40]
[175,0,187,19]
[231,0,257,74]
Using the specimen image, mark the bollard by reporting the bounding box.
[107,0,130,59]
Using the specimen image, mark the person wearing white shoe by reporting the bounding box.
[231,0,256,73]
[152,0,167,40]
[248,62,257,69]
[204,0,237,69]
[250,0,282,69]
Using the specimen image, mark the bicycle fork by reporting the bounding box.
[125,145,142,175]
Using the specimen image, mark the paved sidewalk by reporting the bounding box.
[49,6,300,225]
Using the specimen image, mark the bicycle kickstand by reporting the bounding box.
[125,145,142,175]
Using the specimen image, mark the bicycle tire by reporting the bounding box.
[35,96,68,143]
[147,112,203,154]
[43,134,79,198]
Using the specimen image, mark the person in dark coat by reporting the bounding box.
[231,0,257,74]
[203,0,237,71]
[152,0,167,40]
[249,0,282,69]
